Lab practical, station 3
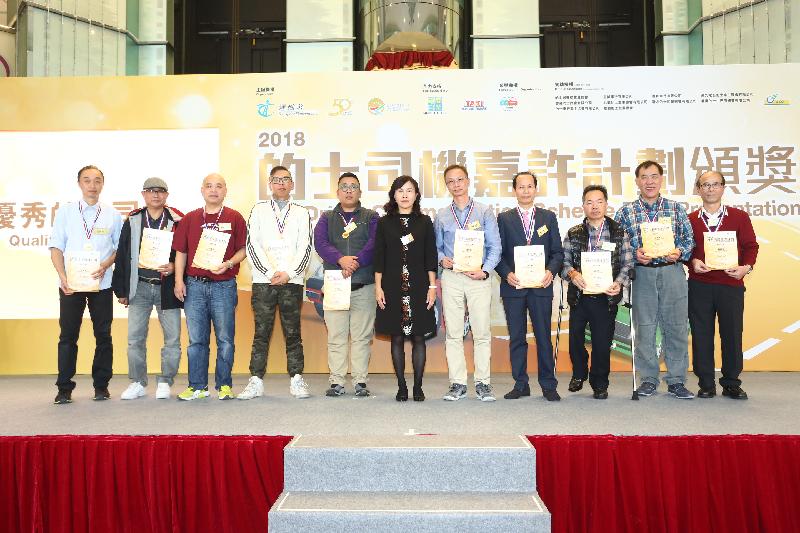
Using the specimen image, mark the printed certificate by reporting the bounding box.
[65,251,101,292]
[266,239,291,272]
[581,251,613,294]
[704,231,738,270]
[138,228,174,270]
[191,228,231,270]
[640,221,675,258]
[452,229,484,272]
[514,245,545,288]
[322,270,351,311]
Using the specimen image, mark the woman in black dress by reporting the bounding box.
[374,176,438,401]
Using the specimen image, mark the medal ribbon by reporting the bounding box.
[517,207,536,245]
[700,206,726,233]
[202,206,224,230]
[450,199,475,230]
[271,200,291,234]
[588,219,606,252]
[78,202,102,241]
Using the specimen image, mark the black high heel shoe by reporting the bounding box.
[413,386,425,402]
[396,385,408,402]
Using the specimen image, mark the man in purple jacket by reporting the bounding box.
[314,172,379,397]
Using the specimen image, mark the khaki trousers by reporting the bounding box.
[324,284,376,385]
[441,269,492,385]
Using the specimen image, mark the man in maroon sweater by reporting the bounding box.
[688,170,759,400]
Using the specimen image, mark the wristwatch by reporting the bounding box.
[482,271,490,280]
[226,260,234,270]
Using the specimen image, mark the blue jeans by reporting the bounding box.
[127,280,181,386]
[632,263,689,387]
[184,277,238,390]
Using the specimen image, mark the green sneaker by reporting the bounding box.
[177,387,209,401]
[218,385,235,400]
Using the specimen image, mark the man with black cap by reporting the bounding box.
[113,177,184,400]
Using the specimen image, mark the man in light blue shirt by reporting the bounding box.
[434,163,501,402]
[49,165,122,404]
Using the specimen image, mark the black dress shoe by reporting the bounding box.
[54,390,72,405]
[396,386,409,402]
[567,378,585,392]
[503,386,531,399]
[93,387,110,401]
[542,389,561,402]
[413,386,425,402]
[697,387,717,399]
[592,389,608,400]
[722,386,748,400]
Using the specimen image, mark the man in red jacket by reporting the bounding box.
[688,170,759,400]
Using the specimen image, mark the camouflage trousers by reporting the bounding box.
[250,283,305,377]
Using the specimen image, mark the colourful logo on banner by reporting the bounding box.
[426,97,444,114]
[257,99,273,117]
[462,99,486,111]
[765,94,790,105]
[368,98,385,115]
[500,97,518,110]
[329,98,352,116]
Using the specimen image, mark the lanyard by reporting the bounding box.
[588,219,606,252]
[338,212,355,228]
[202,206,224,230]
[271,200,291,234]
[700,206,726,233]
[145,210,166,230]
[78,202,102,241]
[517,206,536,244]
[450,199,474,230]
[638,197,663,224]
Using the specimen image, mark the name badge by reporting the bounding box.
[400,234,414,246]
[94,227,109,235]
[537,225,548,237]
[601,241,616,252]
[218,222,232,231]
[467,221,481,230]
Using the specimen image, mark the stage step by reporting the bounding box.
[268,491,550,532]
[268,435,551,532]
[283,434,538,492]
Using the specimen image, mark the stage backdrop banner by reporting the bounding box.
[0,64,797,375]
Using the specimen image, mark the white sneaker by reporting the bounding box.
[289,374,311,399]
[120,382,146,400]
[155,382,171,399]
[237,376,264,400]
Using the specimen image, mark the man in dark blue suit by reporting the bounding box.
[495,171,564,401]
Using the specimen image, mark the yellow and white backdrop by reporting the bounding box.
[0,63,797,375]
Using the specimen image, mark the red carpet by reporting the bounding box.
[2,434,798,532]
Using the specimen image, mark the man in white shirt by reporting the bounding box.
[238,166,313,399]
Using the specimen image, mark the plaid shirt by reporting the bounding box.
[614,195,695,264]
[561,218,635,286]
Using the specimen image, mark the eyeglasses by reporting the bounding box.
[445,176,467,186]
[699,182,724,191]
[270,176,293,184]
[143,188,167,194]
[338,184,360,192]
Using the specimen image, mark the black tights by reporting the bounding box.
[390,334,426,389]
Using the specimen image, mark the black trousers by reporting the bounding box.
[56,288,114,391]
[568,295,618,391]
[688,279,744,389]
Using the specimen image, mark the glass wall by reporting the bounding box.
[472,0,540,68]
[286,0,353,72]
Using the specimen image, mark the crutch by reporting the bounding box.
[553,276,567,380]
[626,268,639,400]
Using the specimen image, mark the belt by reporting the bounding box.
[640,262,673,268]
[582,293,606,299]
[138,276,161,285]
[188,275,221,283]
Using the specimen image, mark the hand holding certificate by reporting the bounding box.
[514,245,546,288]
[452,229,484,272]
[580,251,613,294]
[323,270,351,311]
[138,228,174,270]
[191,228,231,270]
[65,251,101,292]
[640,221,675,258]
[704,231,738,270]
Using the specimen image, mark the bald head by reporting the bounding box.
[201,173,228,209]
